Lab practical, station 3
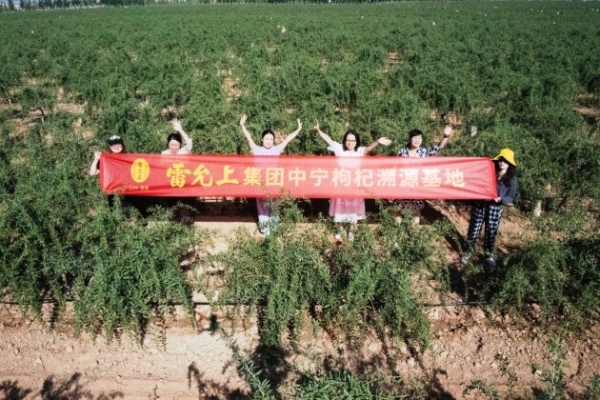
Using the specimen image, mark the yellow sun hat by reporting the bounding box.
[492,148,516,167]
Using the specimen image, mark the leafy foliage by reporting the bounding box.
[0,117,203,340]
[73,207,202,341]
[1,0,599,350]
[216,200,443,352]
[1,3,600,206]
[481,226,600,326]
[294,371,383,399]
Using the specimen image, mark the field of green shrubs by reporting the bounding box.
[1,2,599,397]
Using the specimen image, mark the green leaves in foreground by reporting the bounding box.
[0,195,202,342]
[217,200,445,352]
[233,342,395,399]
[485,234,600,324]
[73,206,201,341]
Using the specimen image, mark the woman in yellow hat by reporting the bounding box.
[461,148,518,267]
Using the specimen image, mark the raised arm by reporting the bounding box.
[437,124,453,150]
[314,119,337,149]
[171,118,193,154]
[279,119,302,150]
[239,114,257,148]
[89,151,101,176]
[364,137,392,155]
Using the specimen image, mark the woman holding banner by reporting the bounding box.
[160,118,194,221]
[89,135,135,212]
[315,120,391,242]
[240,114,303,236]
[162,119,193,155]
[89,135,125,176]
[394,125,453,224]
[461,148,518,267]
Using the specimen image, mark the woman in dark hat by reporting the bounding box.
[89,135,137,212]
[89,135,125,176]
[461,148,518,267]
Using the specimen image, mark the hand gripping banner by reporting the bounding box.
[99,154,497,200]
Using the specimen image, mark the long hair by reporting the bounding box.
[494,159,516,184]
[342,130,361,151]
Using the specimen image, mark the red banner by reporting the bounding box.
[99,154,497,200]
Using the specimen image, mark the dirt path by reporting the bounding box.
[0,304,255,399]
[2,301,598,399]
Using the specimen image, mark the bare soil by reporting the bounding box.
[1,201,599,400]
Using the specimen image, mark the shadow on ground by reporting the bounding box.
[1,373,123,400]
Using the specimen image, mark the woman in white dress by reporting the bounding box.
[240,114,302,236]
[314,120,391,241]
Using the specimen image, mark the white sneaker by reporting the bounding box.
[460,254,470,264]
[484,257,496,267]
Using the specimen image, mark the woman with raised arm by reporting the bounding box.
[89,135,135,211]
[394,124,453,224]
[162,118,193,155]
[315,120,391,242]
[89,135,125,176]
[240,114,302,236]
[461,148,518,268]
[159,118,194,220]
